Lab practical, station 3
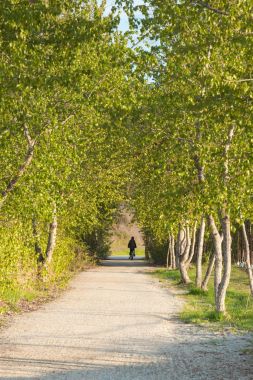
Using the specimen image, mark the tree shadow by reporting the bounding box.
[102,257,148,268]
[0,332,251,380]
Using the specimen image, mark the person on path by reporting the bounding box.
[128,236,137,260]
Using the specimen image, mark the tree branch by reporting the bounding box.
[24,124,35,148]
[0,116,73,210]
[191,1,229,16]
[226,78,253,83]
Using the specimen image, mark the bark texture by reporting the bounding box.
[177,226,192,284]
[186,221,197,267]
[167,234,176,269]
[242,222,253,296]
[209,215,231,313]
[201,253,215,291]
[166,238,170,268]
[196,217,206,287]
[209,126,234,313]
[170,234,176,269]
[46,204,57,264]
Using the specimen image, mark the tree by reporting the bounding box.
[117,0,253,313]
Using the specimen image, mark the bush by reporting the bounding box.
[0,219,92,313]
[144,230,168,264]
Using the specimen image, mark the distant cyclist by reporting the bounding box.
[128,236,137,260]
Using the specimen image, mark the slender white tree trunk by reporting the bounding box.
[175,227,184,267]
[171,234,176,269]
[210,126,234,313]
[167,233,176,269]
[209,214,231,313]
[46,204,57,264]
[209,215,223,306]
[186,221,197,267]
[178,225,192,284]
[218,214,232,313]
[242,222,253,296]
[166,236,170,268]
[201,253,215,291]
[175,236,180,268]
[196,217,206,287]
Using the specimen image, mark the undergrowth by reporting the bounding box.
[0,223,96,317]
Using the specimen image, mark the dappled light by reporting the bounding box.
[0,260,251,379]
[0,1,252,378]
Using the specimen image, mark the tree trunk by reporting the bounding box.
[186,221,197,267]
[209,214,231,313]
[175,243,179,268]
[242,222,253,296]
[178,225,192,284]
[166,236,170,268]
[217,214,232,313]
[246,220,253,266]
[196,216,206,287]
[201,253,215,291]
[171,234,176,269]
[175,227,183,269]
[167,233,176,269]
[179,261,191,284]
[207,126,234,313]
[236,229,241,263]
[240,227,246,262]
[250,223,253,265]
[46,204,57,264]
[209,216,222,301]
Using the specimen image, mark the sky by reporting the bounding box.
[103,0,144,33]
[103,0,130,32]
[101,0,150,52]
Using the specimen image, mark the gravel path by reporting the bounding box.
[0,258,252,379]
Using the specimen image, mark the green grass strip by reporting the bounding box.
[154,266,253,331]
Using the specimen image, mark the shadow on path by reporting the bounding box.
[0,253,251,380]
[0,331,251,380]
[102,256,147,267]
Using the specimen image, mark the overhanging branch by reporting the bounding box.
[191,1,229,16]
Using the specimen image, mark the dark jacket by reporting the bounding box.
[128,238,137,250]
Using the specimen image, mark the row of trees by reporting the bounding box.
[117,0,253,314]
[1,1,252,317]
[0,1,141,297]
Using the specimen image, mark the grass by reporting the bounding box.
[154,265,253,331]
[109,247,145,256]
[0,255,95,318]
[0,285,44,315]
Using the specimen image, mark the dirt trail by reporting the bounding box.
[0,258,252,379]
